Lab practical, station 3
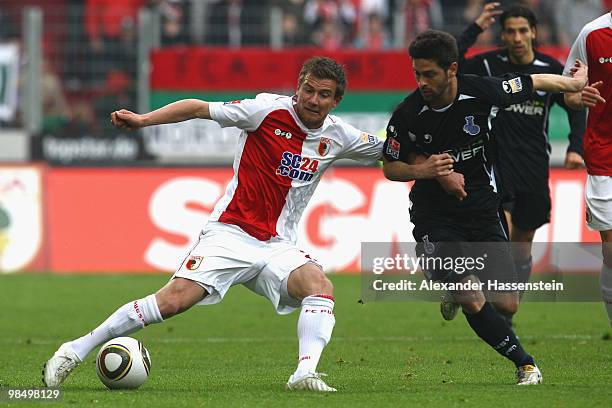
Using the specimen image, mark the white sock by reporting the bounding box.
[293,295,335,378]
[69,294,163,360]
[601,264,612,327]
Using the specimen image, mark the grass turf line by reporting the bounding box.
[1,273,611,407]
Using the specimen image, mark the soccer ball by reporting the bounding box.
[96,337,151,389]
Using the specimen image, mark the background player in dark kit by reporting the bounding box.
[381,29,588,384]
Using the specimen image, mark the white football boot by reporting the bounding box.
[440,291,460,321]
[286,372,337,392]
[42,342,82,387]
[516,364,542,385]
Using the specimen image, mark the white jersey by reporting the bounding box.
[207,93,383,243]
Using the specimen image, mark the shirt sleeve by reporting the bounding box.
[338,123,384,165]
[563,29,587,77]
[382,108,418,163]
[470,73,535,109]
[208,93,274,131]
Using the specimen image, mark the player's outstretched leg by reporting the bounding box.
[600,236,612,327]
[284,264,337,392]
[454,279,542,385]
[42,278,206,387]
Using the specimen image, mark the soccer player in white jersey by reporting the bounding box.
[563,10,612,326]
[42,57,428,392]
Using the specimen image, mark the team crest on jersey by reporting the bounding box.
[185,256,203,270]
[318,137,332,156]
[462,116,480,136]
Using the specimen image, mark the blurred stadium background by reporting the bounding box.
[1,0,610,275]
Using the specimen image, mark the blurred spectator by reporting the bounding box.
[94,70,135,133]
[405,0,444,43]
[282,11,307,46]
[206,0,269,47]
[354,12,392,49]
[0,7,18,42]
[555,0,604,45]
[40,61,72,134]
[152,0,190,46]
[84,0,144,83]
[85,0,144,48]
[360,0,389,18]
[304,0,357,47]
[439,0,468,34]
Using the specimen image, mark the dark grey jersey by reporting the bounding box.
[383,74,534,219]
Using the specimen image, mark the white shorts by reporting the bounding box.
[586,175,612,231]
[172,221,320,314]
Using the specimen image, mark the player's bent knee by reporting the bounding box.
[494,300,519,316]
[155,278,206,318]
[460,299,485,315]
[287,263,333,300]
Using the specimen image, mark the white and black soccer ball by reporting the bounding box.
[96,337,151,389]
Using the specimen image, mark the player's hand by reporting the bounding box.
[580,81,606,108]
[420,154,454,178]
[111,109,146,131]
[475,2,503,31]
[569,59,589,91]
[437,172,468,201]
[564,151,584,169]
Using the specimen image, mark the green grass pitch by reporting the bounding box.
[1,274,612,407]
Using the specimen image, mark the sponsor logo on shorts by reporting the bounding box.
[276,152,319,182]
[386,138,400,159]
[186,255,203,270]
[422,235,435,255]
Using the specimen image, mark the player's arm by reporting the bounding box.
[530,60,588,93]
[383,153,467,201]
[564,81,606,110]
[455,3,501,75]
[553,91,586,168]
[382,153,454,182]
[111,99,211,131]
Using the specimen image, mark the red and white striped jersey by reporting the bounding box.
[564,12,612,176]
[207,93,383,243]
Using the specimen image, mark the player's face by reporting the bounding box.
[295,74,341,129]
[412,59,456,104]
[501,17,536,60]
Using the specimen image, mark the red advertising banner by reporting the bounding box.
[150,46,570,92]
[43,167,598,274]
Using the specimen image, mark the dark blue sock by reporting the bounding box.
[464,302,534,367]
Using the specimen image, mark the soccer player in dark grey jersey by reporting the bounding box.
[454,4,587,326]
[381,29,587,385]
